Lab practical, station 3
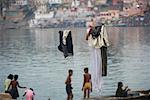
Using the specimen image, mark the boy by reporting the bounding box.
[82,67,92,99]
[23,88,35,100]
[65,69,73,100]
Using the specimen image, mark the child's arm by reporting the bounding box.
[17,82,26,88]
[124,86,129,91]
[82,74,86,91]
[23,92,26,97]
[86,28,91,40]
[65,76,68,84]
[7,81,12,91]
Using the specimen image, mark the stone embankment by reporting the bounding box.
[0,93,11,100]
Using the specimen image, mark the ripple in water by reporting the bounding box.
[0,27,150,100]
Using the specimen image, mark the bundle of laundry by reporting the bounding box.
[58,30,74,58]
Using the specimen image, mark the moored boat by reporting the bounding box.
[91,90,150,100]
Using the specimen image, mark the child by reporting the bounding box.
[9,74,26,99]
[82,67,92,99]
[4,74,13,93]
[116,82,130,97]
[23,88,35,100]
[65,69,73,100]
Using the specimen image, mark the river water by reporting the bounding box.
[0,27,150,100]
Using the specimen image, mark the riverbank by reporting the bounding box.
[0,93,11,100]
[0,19,28,30]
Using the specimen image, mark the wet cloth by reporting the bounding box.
[88,25,109,76]
[58,30,73,58]
[89,47,102,91]
[63,30,70,45]
[24,89,34,100]
[90,26,102,39]
[87,25,109,91]
[101,46,107,76]
[58,31,63,52]
[87,25,109,48]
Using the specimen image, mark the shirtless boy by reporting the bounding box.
[82,67,92,99]
[65,69,73,100]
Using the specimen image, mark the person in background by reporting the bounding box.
[23,88,35,100]
[4,74,13,93]
[82,67,92,99]
[116,82,130,97]
[9,74,26,99]
[65,69,73,100]
[85,18,95,41]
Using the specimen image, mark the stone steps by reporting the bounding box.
[0,93,12,100]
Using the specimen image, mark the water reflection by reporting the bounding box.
[106,27,150,94]
[0,27,150,100]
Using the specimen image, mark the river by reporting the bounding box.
[0,27,150,100]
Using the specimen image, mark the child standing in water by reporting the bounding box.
[82,67,92,99]
[4,74,13,93]
[65,69,73,100]
[9,74,26,99]
[23,88,35,100]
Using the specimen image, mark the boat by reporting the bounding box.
[91,90,150,100]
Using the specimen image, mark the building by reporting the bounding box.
[99,10,120,21]
[123,0,133,3]
[15,0,28,6]
[62,0,72,4]
[112,0,121,5]
[108,0,123,11]
[95,0,107,5]
[1,0,31,21]
[49,0,62,4]
[122,0,148,17]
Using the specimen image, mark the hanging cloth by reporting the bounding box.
[87,25,109,76]
[58,30,74,58]
[100,25,109,76]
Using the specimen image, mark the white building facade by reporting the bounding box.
[48,0,62,4]
[15,0,28,5]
